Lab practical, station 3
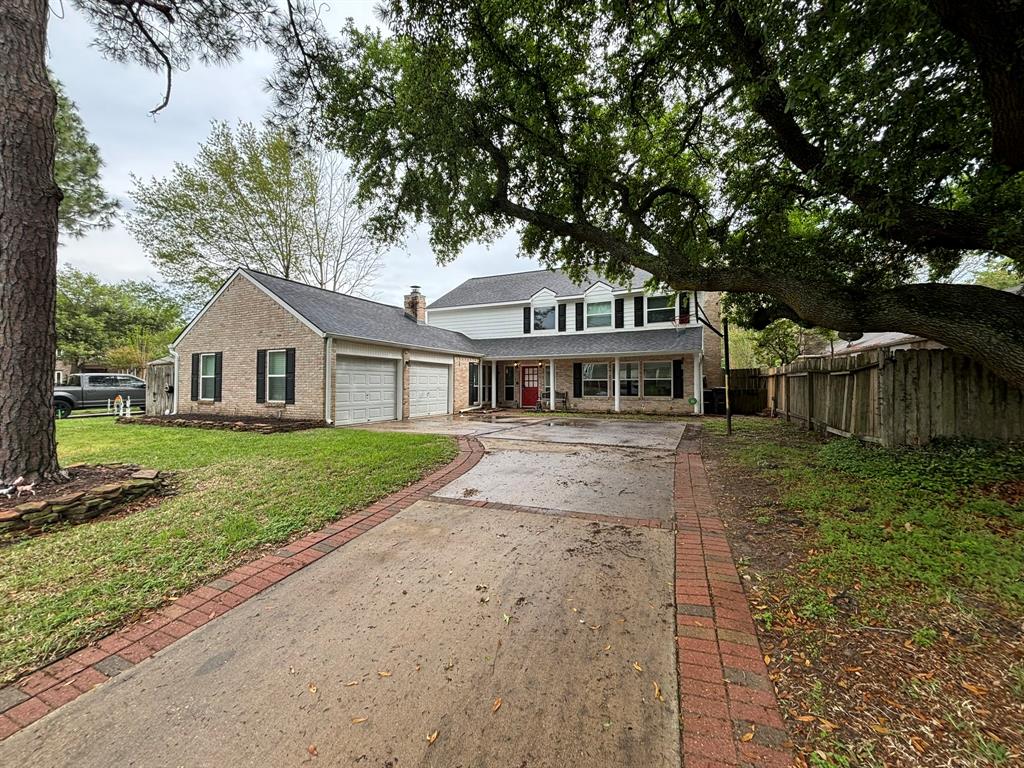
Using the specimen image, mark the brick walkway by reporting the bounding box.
[674,449,793,768]
[0,436,485,742]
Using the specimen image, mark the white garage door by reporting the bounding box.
[409,362,450,417]
[335,356,398,425]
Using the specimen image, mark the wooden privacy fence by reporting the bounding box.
[760,349,1024,446]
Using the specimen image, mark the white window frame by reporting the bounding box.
[642,360,673,398]
[533,304,557,331]
[582,362,610,398]
[618,361,640,397]
[266,349,287,403]
[586,300,612,329]
[646,295,676,324]
[199,353,217,401]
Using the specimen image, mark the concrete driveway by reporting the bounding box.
[0,415,690,768]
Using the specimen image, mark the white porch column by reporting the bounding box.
[549,359,556,411]
[614,357,620,412]
[693,354,704,415]
[491,359,497,409]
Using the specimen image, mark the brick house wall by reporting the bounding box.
[550,356,698,415]
[174,276,326,420]
[701,292,724,388]
[452,357,474,412]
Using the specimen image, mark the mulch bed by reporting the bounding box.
[702,430,1024,768]
[118,414,328,433]
[1,464,139,507]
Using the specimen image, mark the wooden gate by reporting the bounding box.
[145,356,175,416]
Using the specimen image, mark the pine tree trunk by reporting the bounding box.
[0,0,61,483]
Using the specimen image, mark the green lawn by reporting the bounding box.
[0,420,456,684]
[705,417,1024,616]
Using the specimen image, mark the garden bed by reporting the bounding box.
[0,464,167,539]
[118,413,327,433]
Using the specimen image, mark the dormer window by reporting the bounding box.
[586,301,612,328]
[647,295,676,324]
[533,305,556,330]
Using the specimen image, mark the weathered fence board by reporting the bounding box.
[759,350,1024,446]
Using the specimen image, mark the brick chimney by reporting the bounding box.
[404,285,426,324]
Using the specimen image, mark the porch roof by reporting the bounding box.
[473,327,703,360]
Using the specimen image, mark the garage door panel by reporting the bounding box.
[335,356,398,425]
[409,362,450,418]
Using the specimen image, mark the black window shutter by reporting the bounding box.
[213,352,223,402]
[523,306,531,334]
[574,302,584,331]
[679,293,691,323]
[572,363,583,398]
[614,298,624,328]
[634,296,645,327]
[285,347,296,404]
[190,353,199,401]
[557,303,566,332]
[256,349,267,403]
[672,359,684,399]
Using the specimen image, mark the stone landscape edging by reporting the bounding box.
[0,468,166,536]
[673,444,794,768]
[0,436,484,741]
[117,415,327,433]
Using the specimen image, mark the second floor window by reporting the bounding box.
[586,301,612,328]
[534,305,556,330]
[647,295,676,324]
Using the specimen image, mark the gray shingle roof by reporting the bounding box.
[428,267,653,309]
[472,327,702,359]
[243,270,479,355]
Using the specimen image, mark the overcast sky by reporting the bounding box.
[47,1,540,306]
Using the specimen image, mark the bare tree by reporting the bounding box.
[300,152,382,295]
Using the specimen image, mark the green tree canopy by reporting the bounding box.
[56,267,185,371]
[53,77,118,238]
[128,121,382,303]
[279,0,1024,385]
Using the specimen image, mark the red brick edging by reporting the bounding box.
[674,448,793,768]
[0,436,485,742]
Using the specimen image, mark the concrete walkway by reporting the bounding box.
[0,415,791,768]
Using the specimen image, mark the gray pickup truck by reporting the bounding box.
[54,373,146,418]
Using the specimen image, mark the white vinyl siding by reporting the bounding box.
[426,305,524,338]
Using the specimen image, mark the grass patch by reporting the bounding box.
[715,418,1024,614]
[0,419,456,683]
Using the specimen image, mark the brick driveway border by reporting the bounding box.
[674,447,794,768]
[0,436,485,742]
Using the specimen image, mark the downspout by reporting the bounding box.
[323,336,333,424]
[169,348,179,415]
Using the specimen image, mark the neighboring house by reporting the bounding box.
[169,267,722,425]
[805,331,944,358]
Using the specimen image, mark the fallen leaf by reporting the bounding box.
[307,744,318,757]
[427,730,439,745]
[502,613,512,624]
[351,717,368,724]
[632,661,644,673]
[492,697,502,713]
[910,736,927,754]
[794,714,816,723]
[817,717,838,731]
[764,655,773,665]
[378,671,392,678]
[589,624,602,630]
[653,681,664,702]
[308,682,318,694]
[870,724,890,735]
[345,680,359,687]
[960,681,988,696]
[604,644,612,652]
[741,730,755,743]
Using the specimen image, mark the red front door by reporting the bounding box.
[521,366,539,407]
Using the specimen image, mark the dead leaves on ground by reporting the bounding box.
[427,730,439,745]
[492,697,502,713]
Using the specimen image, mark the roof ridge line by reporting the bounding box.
[241,268,406,313]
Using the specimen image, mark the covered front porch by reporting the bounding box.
[468,354,705,415]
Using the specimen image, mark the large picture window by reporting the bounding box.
[534,305,556,330]
[200,353,217,400]
[266,350,287,402]
[618,362,640,397]
[643,361,673,397]
[586,301,612,328]
[646,295,676,324]
[583,363,609,397]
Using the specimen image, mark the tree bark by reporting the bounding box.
[0,0,61,482]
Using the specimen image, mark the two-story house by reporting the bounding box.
[167,266,722,424]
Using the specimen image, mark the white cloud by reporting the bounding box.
[48,1,541,307]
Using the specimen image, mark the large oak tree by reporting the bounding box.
[286,0,1024,385]
[0,0,304,482]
